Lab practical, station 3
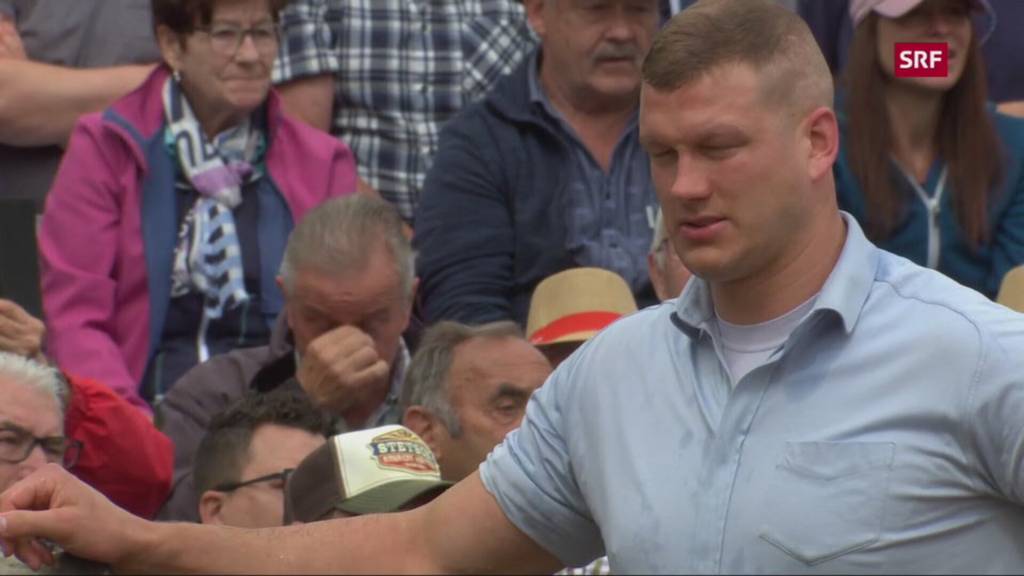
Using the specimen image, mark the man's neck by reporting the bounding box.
[711,208,846,325]
[885,83,943,182]
[538,65,637,172]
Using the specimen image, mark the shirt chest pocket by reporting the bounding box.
[758,441,895,566]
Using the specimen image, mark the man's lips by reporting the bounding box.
[681,216,726,227]
[678,217,727,242]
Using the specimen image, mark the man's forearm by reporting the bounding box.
[121,512,440,574]
[0,60,154,147]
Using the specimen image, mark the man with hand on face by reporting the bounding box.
[157,194,415,521]
[4,2,1024,574]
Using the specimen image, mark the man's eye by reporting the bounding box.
[702,144,740,158]
[496,403,521,414]
[0,434,21,445]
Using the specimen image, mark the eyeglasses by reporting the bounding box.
[213,468,294,492]
[0,427,82,469]
[195,22,280,56]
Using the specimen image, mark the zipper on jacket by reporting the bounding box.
[898,164,948,270]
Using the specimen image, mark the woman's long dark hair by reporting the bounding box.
[843,12,1004,247]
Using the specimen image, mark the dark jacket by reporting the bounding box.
[155,314,295,522]
[414,51,656,327]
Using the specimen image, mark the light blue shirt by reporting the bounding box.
[480,214,1024,573]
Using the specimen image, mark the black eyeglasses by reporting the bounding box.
[213,468,294,492]
[0,427,83,469]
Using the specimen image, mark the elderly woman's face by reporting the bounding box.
[875,0,974,92]
[160,0,279,133]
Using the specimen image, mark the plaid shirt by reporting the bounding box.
[272,0,536,221]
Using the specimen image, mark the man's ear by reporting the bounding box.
[805,106,839,182]
[403,405,444,461]
[198,490,228,525]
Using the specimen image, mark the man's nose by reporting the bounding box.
[670,153,712,201]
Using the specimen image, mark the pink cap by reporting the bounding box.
[849,0,995,41]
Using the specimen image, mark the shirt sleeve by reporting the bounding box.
[479,357,606,568]
[963,314,1024,504]
[272,0,341,85]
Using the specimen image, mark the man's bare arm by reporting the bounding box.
[276,73,335,133]
[1,466,562,574]
[0,60,154,147]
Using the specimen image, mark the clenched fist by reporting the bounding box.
[296,325,390,415]
[0,299,45,361]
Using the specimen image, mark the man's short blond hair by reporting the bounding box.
[642,0,832,120]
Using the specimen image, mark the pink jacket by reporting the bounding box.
[40,66,357,412]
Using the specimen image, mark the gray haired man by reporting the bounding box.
[400,321,551,483]
[157,194,416,522]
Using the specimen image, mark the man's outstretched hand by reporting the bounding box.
[0,464,148,571]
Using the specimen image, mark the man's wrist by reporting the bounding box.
[112,518,168,574]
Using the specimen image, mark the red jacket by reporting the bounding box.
[65,373,174,519]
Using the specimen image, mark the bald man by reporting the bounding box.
[3,1,1024,573]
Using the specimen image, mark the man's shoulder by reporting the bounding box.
[871,251,1024,346]
[160,344,276,416]
[565,302,681,368]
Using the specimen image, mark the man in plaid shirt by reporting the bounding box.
[272,0,536,223]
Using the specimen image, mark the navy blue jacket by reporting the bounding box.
[414,54,657,326]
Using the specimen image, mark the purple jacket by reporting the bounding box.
[39,66,357,412]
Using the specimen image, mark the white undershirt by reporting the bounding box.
[715,293,819,387]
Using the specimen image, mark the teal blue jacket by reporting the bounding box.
[835,105,1024,298]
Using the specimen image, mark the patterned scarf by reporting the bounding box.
[164,75,264,323]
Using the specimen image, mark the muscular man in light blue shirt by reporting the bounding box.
[0,1,1021,573]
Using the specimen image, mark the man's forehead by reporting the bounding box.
[0,378,62,433]
[452,338,549,383]
[246,424,323,468]
[640,90,761,145]
[291,265,402,307]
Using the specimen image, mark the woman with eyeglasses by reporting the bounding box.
[834,0,1024,299]
[38,0,359,414]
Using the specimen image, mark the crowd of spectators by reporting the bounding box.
[1,0,1023,574]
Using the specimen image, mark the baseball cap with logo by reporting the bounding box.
[284,425,451,523]
[526,267,637,346]
[849,0,996,42]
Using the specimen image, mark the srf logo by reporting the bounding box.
[894,43,948,78]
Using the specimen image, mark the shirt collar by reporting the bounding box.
[673,212,878,336]
[369,339,410,427]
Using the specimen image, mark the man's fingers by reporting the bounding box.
[310,325,374,357]
[341,345,382,373]
[349,359,390,389]
[0,510,63,543]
